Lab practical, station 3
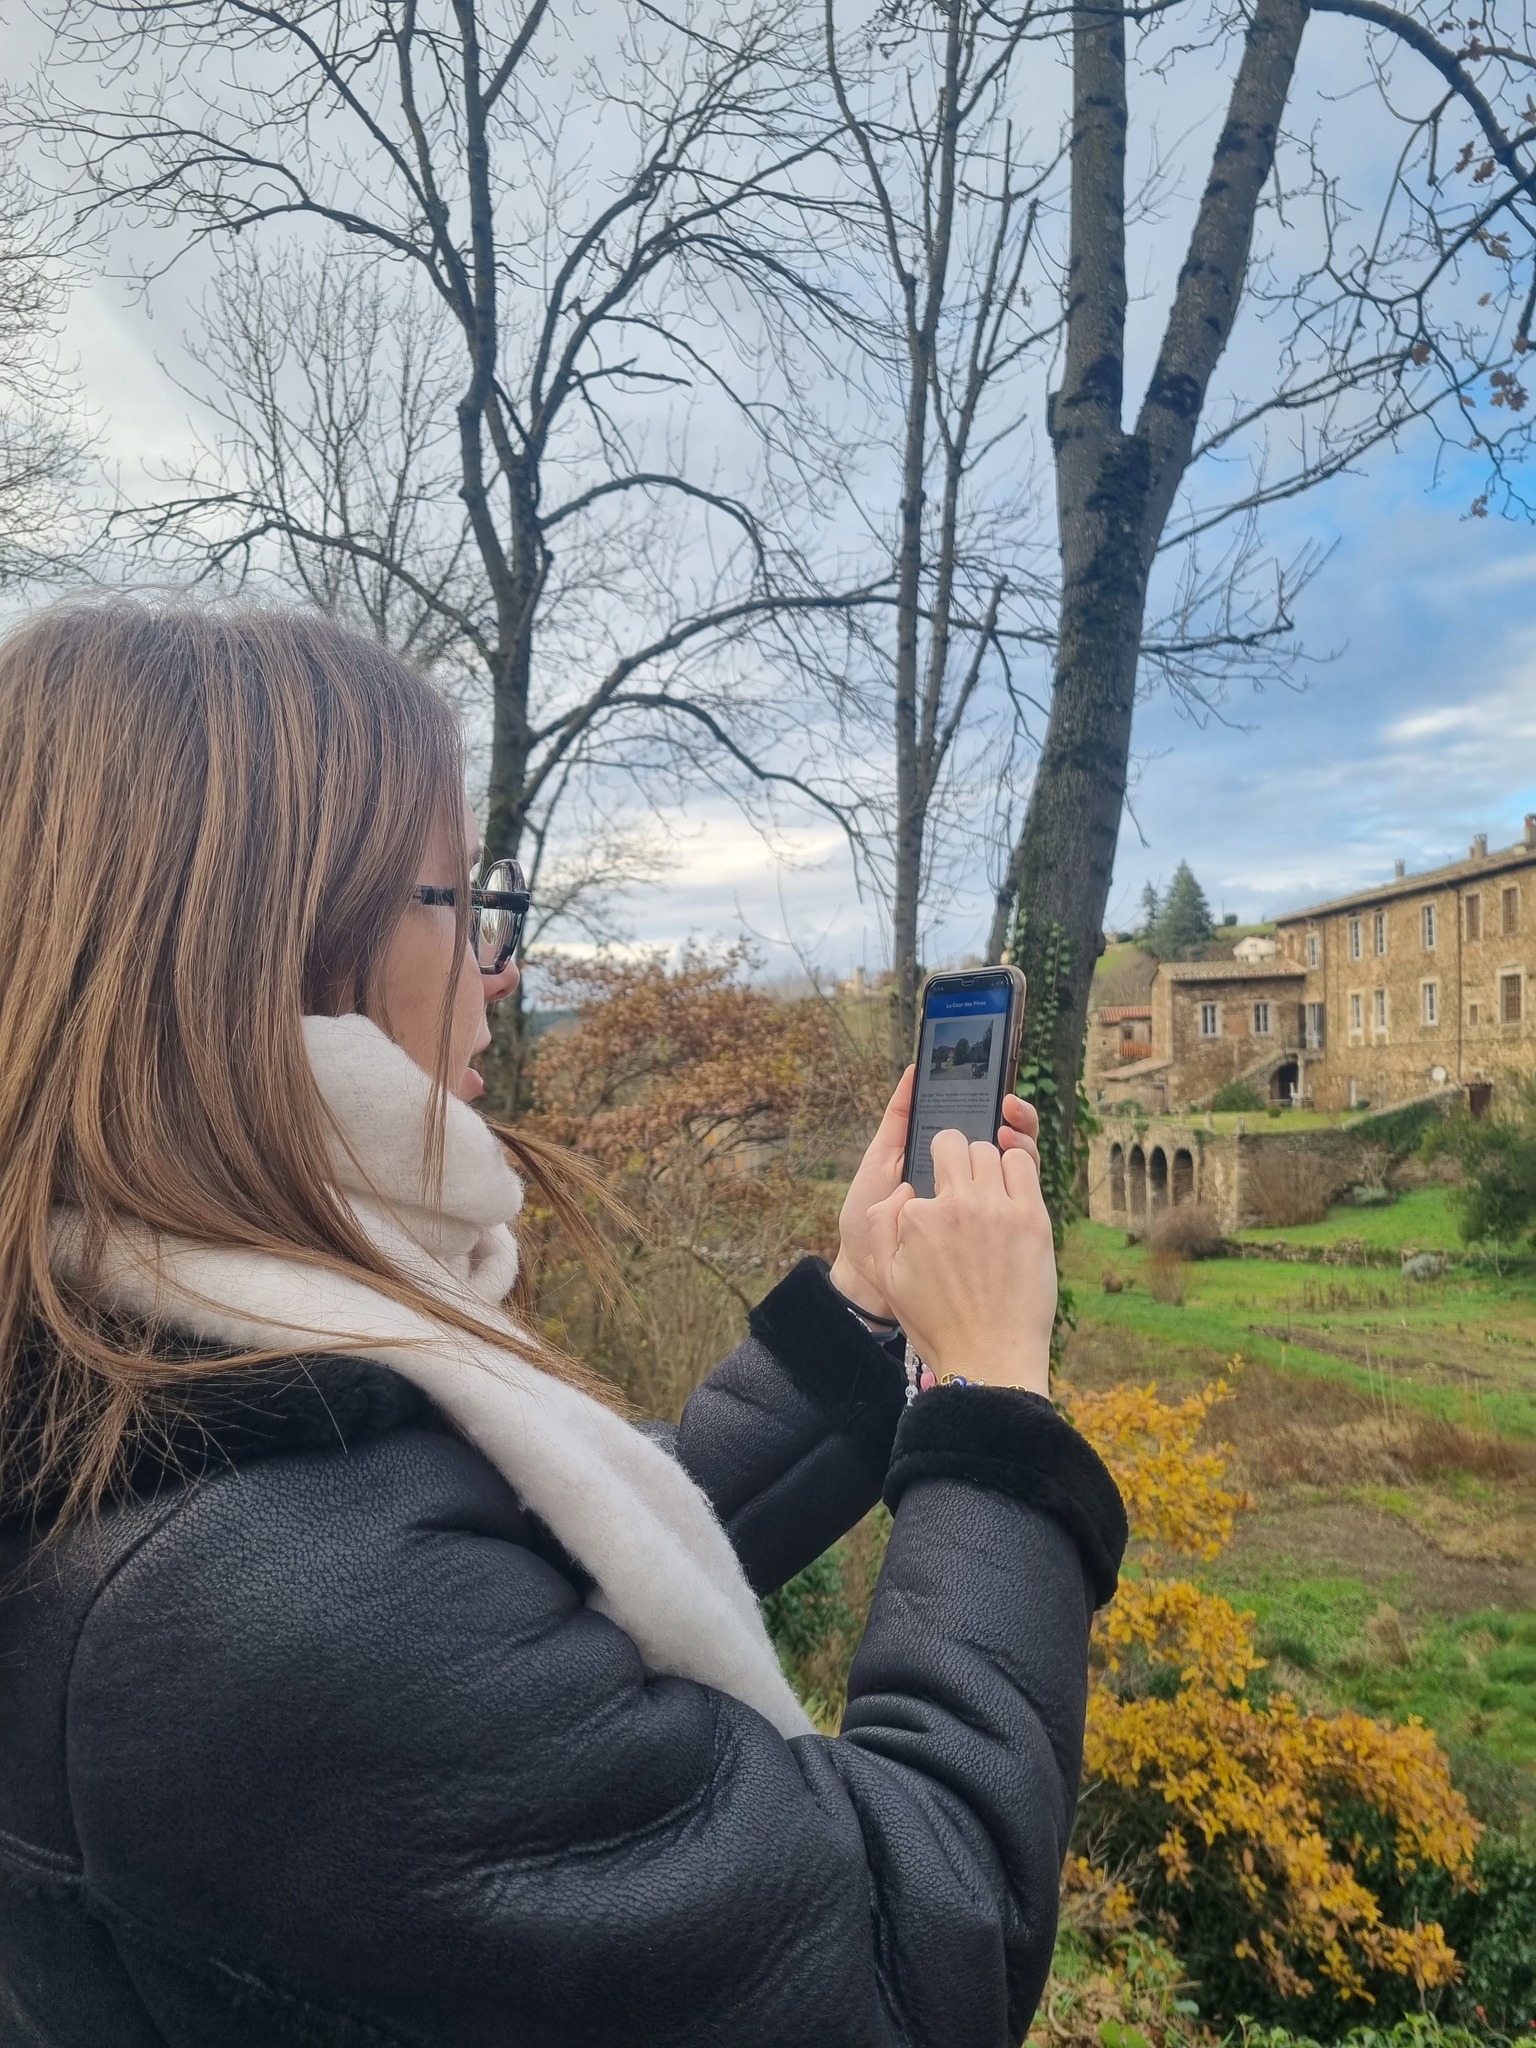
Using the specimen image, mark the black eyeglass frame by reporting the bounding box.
[414,858,530,976]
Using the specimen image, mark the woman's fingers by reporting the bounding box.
[868,1066,915,1166]
[998,1093,1040,1145]
[968,1138,1005,1190]
[876,1066,914,1137]
[868,1181,914,1278]
[1001,1139,1042,1197]
[1001,1133,1041,1175]
[927,1126,975,1193]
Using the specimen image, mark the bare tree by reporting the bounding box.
[987,0,1536,1178]
[0,158,87,589]
[147,247,484,694]
[18,0,884,1091]
[822,0,1063,1062]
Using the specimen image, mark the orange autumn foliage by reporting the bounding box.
[528,948,875,1173]
[1062,1368,1480,2010]
[522,951,885,1412]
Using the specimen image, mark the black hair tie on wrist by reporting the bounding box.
[828,1280,901,1331]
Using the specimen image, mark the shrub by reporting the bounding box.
[1064,1374,1480,2035]
[1357,1097,1451,1158]
[1231,2020,1501,2048]
[1028,1919,1206,2048]
[1409,1828,1536,2035]
[1423,1079,1536,1247]
[1143,1254,1186,1304]
[1214,1082,1266,1113]
[523,948,886,1413]
[1147,1204,1227,1261]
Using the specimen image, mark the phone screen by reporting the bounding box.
[906,977,1016,1198]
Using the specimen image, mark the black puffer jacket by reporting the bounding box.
[0,1257,1126,2048]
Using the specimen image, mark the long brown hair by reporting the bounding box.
[0,599,621,1522]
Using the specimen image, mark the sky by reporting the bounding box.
[624,455,1536,979]
[22,1,1536,988]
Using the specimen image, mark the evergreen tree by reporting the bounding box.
[1148,862,1214,959]
[1137,881,1161,940]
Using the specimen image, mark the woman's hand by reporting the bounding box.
[831,1078,1043,1325]
[829,1069,914,1320]
[867,1124,1056,1396]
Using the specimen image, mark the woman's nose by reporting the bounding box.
[482,960,521,1006]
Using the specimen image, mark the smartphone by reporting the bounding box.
[901,965,1028,1199]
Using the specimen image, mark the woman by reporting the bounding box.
[0,601,1125,2048]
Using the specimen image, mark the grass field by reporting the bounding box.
[1058,1185,1536,1820]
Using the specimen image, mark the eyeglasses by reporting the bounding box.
[413,858,530,976]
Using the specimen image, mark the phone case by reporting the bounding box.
[901,965,1028,1189]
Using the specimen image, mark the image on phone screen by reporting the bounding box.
[907,980,1013,1198]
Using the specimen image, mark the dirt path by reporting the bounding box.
[1223,1496,1536,1613]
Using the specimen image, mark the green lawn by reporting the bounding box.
[1237,1185,1468,1252]
[1063,1183,1536,1827]
[1067,1204,1536,1438]
[1203,1559,1536,1783]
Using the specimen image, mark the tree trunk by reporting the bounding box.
[479,461,545,1117]
[992,0,1306,1200]
[889,340,932,1076]
[1005,537,1145,1167]
[998,0,1137,1192]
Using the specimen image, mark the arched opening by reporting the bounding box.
[1109,1142,1126,1213]
[1271,1059,1299,1103]
[1128,1145,1146,1221]
[1172,1147,1194,1206]
[1149,1147,1169,1213]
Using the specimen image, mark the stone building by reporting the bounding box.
[1093,960,1308,1112]
[1088,820,1536,1115]
[1273,821,1536,1111]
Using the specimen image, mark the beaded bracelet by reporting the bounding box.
[902,1340,983,1402]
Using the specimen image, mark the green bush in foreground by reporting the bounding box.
[1409,1829,1536,2037]
[1232,2018,1509,2048]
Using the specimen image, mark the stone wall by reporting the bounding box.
[1086,1102,1454,1234]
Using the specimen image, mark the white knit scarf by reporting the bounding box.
[49,1013,812,1739]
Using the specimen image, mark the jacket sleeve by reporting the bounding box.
[668,1255,908,1595]
[63,1395,1125,2048]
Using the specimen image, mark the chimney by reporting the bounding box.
[1394,858,1406,879]
[1472,833,1488,858]
[1526,814,1536,850]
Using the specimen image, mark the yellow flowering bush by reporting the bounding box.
[1063,1368,1480,2027]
